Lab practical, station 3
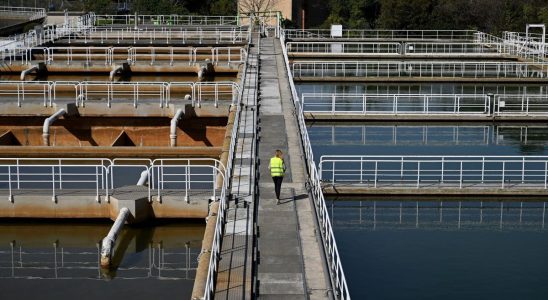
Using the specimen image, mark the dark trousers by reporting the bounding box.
[272,176,283,199]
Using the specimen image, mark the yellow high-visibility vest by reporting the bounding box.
[270,157,285,177]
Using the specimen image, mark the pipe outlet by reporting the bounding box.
[42,109,66,146]
[20,66,38,81]
[137,170,149,186]
[109,65,124,81]
[100,207,130,268]
[170,108,184,147]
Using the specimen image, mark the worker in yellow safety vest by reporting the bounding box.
[269,149,286,204]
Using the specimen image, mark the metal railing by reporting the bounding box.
[7,46,247,66]
[495,95,548,116]
[301,93,490,115]
[149,158,226,203]
[0,81,240,108]
[78,81,168,108]
[0,158,226,204]
[1,13,95,55]
[292,61,548,79]
[474,31,547,62]
[503,31,547,55]
[94,15,239,26]
[319,155,548,189]
[283,29,477,41]
[0,6,45,20]
[192,81,240,108]
[0,158,111,203]
[281,24,351,300]
[287,42,401,55]
[78,27,249,44]
[405,42,502,55]
[202,20,249,300]
[287,42,503,56]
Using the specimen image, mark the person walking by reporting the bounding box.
[269,149,286,204]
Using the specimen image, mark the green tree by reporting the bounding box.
[377,0,435,29]
[539,6,548,25]
[347,0,380,29]
[133,0,188,14]
[210,0,237,15]
[322,0,348,28]
[83,0,113,14]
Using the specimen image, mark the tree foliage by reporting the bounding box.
[80,0,237,15]
[322,0,548,34]
[83,0,114,14]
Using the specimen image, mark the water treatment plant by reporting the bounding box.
[1,3,548,300]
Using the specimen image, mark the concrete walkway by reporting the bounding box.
[255,36,330,299]
[214,34,331,299]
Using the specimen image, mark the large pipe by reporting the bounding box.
[136,170,148,186]
[109,65,123,81]
[100,207,130,268]
[20,65,38,80]
[42,109,66,146]
[170,108,184,147]
[197,66,207,80]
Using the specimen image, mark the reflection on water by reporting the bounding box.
[329,200,547,231]
[330,200,548,300]
[297,82,548,96]
[308,123,548,156]
[0,220,203,300]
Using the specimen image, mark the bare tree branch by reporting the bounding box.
[238,0,280,14]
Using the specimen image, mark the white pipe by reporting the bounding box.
[42,109,66,146]
[137,170,148,186]
[197,66,207,79]
[20,65,38,80]
[170,108,184,147]
[100,207,130,268]
[109,65,123,81]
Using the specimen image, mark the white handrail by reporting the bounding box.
[0,81,240,108]
[292,60,548,79]
[93,14,240,26]
[82,27,249,44]
[283,29,478,41]
[1,13,95,56]
[201,19,250,300]
[302,93,491,115]
[0,6,45,21]
[287,42,402,55]
[319,155,548,189]
[495,95,548,116]
[6,46,246,66]
[0,158,226,204]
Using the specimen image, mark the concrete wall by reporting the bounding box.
[0,187,211,222]
[0,116,227,147]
